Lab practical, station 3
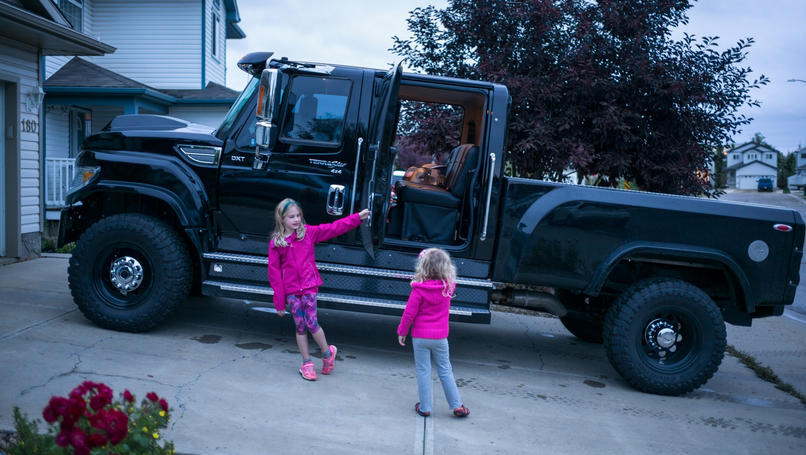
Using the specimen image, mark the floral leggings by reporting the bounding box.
[287,293,320,335]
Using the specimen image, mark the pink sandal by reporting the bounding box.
[453,405,470,417]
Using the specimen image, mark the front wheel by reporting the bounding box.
[68,214,192,332]
[602,278,726,395]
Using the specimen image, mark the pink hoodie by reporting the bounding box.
[397,280,455,339]
[268,213,362,311]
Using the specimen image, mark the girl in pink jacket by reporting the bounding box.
[397,248,469,418]
[268,198,369,381]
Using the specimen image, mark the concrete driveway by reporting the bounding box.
[1,257,805,454]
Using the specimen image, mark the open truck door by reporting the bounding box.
[360,62,402,258]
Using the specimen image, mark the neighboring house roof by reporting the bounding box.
[44,57,238,105]
[163,82,240,102]
[727,142,778,155]
[729,160,777,172]
[46,56,153,89]
[0,1,115,56]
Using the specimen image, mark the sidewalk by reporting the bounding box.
[727,311,806,400]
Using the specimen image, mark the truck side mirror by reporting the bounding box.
[253,67,281,169]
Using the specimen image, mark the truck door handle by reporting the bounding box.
[480,152,496,241]
[366,141,380,228]
[327,184,345,215]
[349,137,363,214]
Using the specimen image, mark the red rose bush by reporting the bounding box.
[9,381,175,454]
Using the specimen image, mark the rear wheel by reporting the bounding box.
[68,214,192,332]
[602,278,726,395]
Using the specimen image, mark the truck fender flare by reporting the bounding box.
[91,181,198,226]
[81,150,211,227]
[585,241,754,313]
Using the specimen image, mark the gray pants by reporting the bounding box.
[412,337,462,413]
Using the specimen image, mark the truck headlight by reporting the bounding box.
[69,166,100,193]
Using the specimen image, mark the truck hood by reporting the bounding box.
[101,114,219,143]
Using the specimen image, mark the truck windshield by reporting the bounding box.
[215,77,258,140]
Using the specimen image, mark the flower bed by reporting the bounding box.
[7,381,175,455]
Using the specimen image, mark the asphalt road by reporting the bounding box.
[1,253,804,454]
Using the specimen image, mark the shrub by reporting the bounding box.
[9,381,174,455]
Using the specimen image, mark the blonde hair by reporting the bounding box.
[413,248,456,297]
[271,198,306,247]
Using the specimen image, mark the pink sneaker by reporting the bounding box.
[321,345,337,375]
[299,361,317,381]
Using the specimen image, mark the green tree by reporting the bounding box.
[778,151,796,189]
[392,0,768,196]
[712,148,727,189]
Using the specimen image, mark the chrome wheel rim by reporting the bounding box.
[108,256,144,295]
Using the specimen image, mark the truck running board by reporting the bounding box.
[202,252,494,289]
[201,280,491,323]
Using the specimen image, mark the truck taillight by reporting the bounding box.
[774,224,792,232]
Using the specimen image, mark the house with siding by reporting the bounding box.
[724,142,778,190]
[0,0,113,261]
[786,146,806,190]
[42,0,245,222]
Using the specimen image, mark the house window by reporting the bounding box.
[211,13,220,59]
[733,154,739,160]
[281,76,352,144]
[801,153,806,159]
[59,0,83,32]
[766,153,773,159]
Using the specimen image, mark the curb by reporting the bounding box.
[784,193,806,206]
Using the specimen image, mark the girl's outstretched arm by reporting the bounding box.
[310,210,368,243]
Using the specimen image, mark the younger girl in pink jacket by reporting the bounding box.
[268,198,369,381]
[397,248,469,417]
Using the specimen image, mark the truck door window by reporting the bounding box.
[395,100,463,170]
[281,76,351,144]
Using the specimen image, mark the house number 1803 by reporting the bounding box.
[21,119,39,134]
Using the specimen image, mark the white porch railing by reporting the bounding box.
[46,158,75,207]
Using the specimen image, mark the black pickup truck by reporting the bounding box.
[59,52,804,396]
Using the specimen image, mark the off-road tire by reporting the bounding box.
[602,278,726,396]
[560,310,604,344]
[68,214,192,332]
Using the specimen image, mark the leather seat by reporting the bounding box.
[395,181,461,208]
[395,144,479,242]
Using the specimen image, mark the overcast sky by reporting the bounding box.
[226,0,806,152]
